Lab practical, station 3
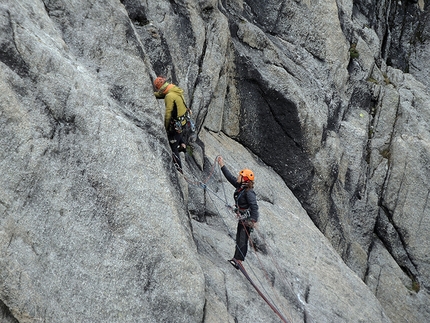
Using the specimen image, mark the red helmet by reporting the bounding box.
[154,76,166,91]
[239,169,254,181]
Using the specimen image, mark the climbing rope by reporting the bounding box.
[241,220,294,323]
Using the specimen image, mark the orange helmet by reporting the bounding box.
[239,169,254,181]
[154,76,166,91]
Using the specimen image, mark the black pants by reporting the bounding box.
[168,131,184,169]
[234,221,252,261]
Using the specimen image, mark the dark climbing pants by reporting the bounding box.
[168,131,184,169]
[234,221,252,261]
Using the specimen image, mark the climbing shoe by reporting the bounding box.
[228,258,241,270]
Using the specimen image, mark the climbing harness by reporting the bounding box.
[233,187,251,220]
[172,110,190,133]
[234,207,250,220]
[174,116,195,134]
[171,94,195,134]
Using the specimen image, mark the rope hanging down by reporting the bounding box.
[178,156,293,323]
[233,259,290,323]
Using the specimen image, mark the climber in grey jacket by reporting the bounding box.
[217,156,259,269]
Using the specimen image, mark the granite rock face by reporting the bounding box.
[1,0,429,322]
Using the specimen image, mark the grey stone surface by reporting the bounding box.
[1,0,429,322]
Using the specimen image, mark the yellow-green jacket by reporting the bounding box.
[155,84,187,130]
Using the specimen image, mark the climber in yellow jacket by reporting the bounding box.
[154,76,190,171]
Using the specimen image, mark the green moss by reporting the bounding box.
[367,77,378,84]
[383,73,391,85]
[412,280,420,292]
[186,145,193,156]
[381,148,391,159]
[349,43,359,59]
[368,127,374,138]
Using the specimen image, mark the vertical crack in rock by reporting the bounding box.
[369,87,422,289]
[270,0,286,35]
[0,8,29,77]
[420,190,430,228]
[192,28,208,128]
[201,297,208,323]
[122,0,175,77]
[375,205,420,291]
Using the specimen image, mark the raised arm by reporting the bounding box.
[218,156,239,188]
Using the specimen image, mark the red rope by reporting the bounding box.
[236,260,290,323]
[239,221,293,323]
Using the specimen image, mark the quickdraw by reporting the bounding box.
[234,207,250,220]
